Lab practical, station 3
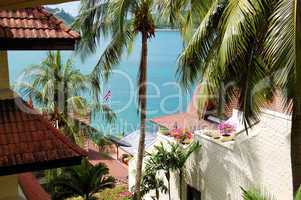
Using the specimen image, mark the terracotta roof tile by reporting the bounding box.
[0,97,86,174]
[0,7,80,39]
[151,112,217,131]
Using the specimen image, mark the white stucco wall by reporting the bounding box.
[129,110,293,200]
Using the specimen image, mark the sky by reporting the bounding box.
[47,2,80,16]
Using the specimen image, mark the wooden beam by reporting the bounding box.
[0,156,83,176]
[0,51,9,90]
[0,0,78,9]
[0,38,77,50]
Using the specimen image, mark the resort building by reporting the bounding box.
[0,4,86,200]
[128,88,293,200]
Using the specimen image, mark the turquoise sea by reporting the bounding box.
[8,31,192,135]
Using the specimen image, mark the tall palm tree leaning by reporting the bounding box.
[74,1,206,198]
[73,1,155,199]
[175,0,301,194]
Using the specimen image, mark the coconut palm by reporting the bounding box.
[73,1,156,198]
[16,51,115,142]
[176,0,301,193]
[73,0,208,197]
[50,159,115,200]
[145,142,200,200]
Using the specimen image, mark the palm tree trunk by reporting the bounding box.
[179,169,183,200]
[134,32,148,200]
[156,188,159,200]
[167,171,171,200]
[291,108,301,193]
[293,0,301,193]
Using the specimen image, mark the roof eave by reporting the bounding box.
[0,156,84,176]
[0,38,79,50]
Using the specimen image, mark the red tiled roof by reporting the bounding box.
[18,172,50,200]
[150,112,217,131]
[0,7,80,50]
[265,90,292,114]
[0,97,87,175]
[0,7,79,39]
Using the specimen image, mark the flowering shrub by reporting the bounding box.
[218,122,236,136]
[170,128,193,143]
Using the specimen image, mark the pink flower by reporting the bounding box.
[218,122,236,135]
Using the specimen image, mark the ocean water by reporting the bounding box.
[8,31,192,135]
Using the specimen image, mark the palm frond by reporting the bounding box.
[108,0,137,32]
[67,96,89,115]
[177,0,227,89]
[73,0,111,56]
[51,159,115,199]
[91,25,135,82]
[264,0,295,109]
[241,187,275,200]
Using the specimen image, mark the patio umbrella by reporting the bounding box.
[108,136,131,160]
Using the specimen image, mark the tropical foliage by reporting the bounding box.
[144,142,200,200]
[74,1,152,198]
[93,134,112,152]
[140,170,167,200]
[241,188,275,200]
[50,159,115,200]
[241,184,301,200]
[16,51,115,143]
[176,0,301,193]
[73,0,209,197]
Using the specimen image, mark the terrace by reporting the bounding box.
[128,91,293,200]
[149,85,240,146]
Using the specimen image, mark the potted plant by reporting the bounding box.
[170,128,193,144]
[218,122,236,142]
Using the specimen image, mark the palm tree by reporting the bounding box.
[176,0,301,193]
[73,1,156,199]
[50,159,115,200]
[74,1,208,197]
[17,51,115,142]
[170,141,200,200]
[145,142,200,200]
[140,170,167,200]
[241,185,301,200]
